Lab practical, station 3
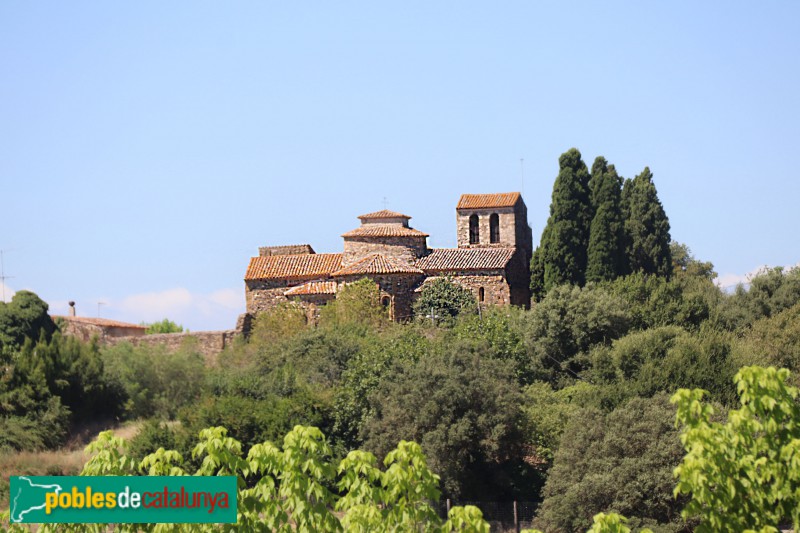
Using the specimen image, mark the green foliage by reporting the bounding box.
[590,326,738,408]
[101,340,206,419]
[319,278,386,330]
[521,381,594,463]
[522,284,631,385]
[605,273,715,331]
[524,512,656,533]
[0,332,118,451]
[332,327,434,448]
[1,425,490,532]
[413,277,477,323]
[535,394,685,532]
[362,344,530,499]
[532,148,593,299]
[621,167,672,278]
[450,306,530,383]
[143,318,184,334]
[587,157,626,282]
[717,266,800,330]
[180,392,326,453]
[250,302,308,345]
[672,366,800,532]
[733,303,800,380]
[670,242,716,281]
[0,291,56,350]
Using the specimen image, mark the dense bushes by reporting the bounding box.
[534,394,687,532]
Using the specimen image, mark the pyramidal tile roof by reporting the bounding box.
[341,224,429,238]
[415,248,516,272]
[358,209,411,220]
[457,192,521,210]
[245,253,343,280]
[284,281,338,296]
[332,254,424,277]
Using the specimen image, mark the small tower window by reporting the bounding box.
[469,214,479,244]
[478,287,485,302]
[489,213,500,243]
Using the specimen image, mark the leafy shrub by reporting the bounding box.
[362,343,530,499]
[673,366,800,531]
[143,318,184,334]
[522,284,631,385]
[1,425,492,532]
[534,394,687,532]
[101,340,206,420]
[413,277,477,323]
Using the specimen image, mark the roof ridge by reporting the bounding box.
[358,209,411,220]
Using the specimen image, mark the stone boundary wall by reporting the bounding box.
[104,330,238,365]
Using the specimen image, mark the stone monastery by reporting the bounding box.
[243,192,533,322]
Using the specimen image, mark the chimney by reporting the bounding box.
[68,301,76,317]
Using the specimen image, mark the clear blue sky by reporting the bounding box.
[2,2,799,330]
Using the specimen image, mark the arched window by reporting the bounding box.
[489,213,500,243]
[478,287,485,302]
[381,296,391,308]
[469,214,479,244]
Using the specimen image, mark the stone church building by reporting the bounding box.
[243,192,532,322]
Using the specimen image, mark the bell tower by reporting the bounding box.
[455,192,532,262]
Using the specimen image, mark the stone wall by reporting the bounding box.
[59,321,147,343]
[259,244,314,256]
[443,271,512,306]
[104,330,237,365]
[342,236,428,266]
[456,207,517,249]
[505,249,532,308]
[245,279,294,314]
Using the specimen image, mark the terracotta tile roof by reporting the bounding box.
[332,254,424,277]
[457,192,521,210]
[245,253,343,280]
[284,281,338,296]
[358,209,411,220]
[341,224,429,238]
[415,248,516,272]
[54,316,147,329]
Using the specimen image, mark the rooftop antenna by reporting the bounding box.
[0,250,14,303]
[382,196,388,209]
[97,301,106,318]
[520,158,525,196]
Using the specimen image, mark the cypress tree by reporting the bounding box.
[532,148,592,296]
[621,167,672,278]
[586,157,626,282]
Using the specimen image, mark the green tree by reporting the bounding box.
[733,303,800,382]
[531,148,593,299]
[605,273,713,331]
[587,157,626,282]
[522,284,631,385]
[101,340,206,419]
[0,290,56,350]
[716,266,800,330]
[413,277,476,323]
[534,394,686,532]
[362,344,528,499]
[143,318,184,334]
[670,242,716,281]
[672,366,800,532]
[621,167,672,278]
[319,278,386,330]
